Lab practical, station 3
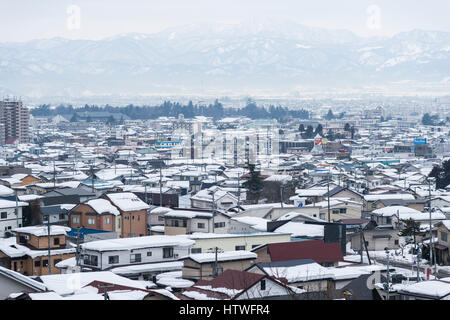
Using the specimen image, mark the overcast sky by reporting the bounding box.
[1,0,450,42]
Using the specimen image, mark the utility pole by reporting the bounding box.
[427,177,437,275]
[327,170,331,222]
[47,215,51,275]
[159,160,163,207]
[53,161,56,188]
[237,171,241,214]
[385,248,390,300]
[416,245,421,283]
[280,184,284,208]
[211,191,216,233]
[15,189,19,228]
[102,283,115,300]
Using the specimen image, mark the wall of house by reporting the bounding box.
[120,210,148,238]
[182,258,255,280]
[191,234,291,253]
[69,204,118,233]
[351,231,399,251]
[235,279,292,300]
[0,207,23,237]
[0,274,40,300]
[81,245,191,270]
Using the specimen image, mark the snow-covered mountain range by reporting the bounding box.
[1,22,449,99]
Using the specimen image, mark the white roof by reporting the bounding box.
[81,235,195,252]
[38,271,148,296]
[398,279,450,299]
[85,199,120,216]
[111,261,182,275]
[230,216,269,231]
[262,261,334,282]
[13,225,71,237]
[364,194,415,201]
[105,192,150,211]
[185,251,257,263]
[0,199,28,209]
[164,210,213,219]
[274,221,324,238]
[0,185,14,196]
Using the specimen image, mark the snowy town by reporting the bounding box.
[0,97,449,301]
[1,0,450,306]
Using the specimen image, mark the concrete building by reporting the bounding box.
[0,99,30,144]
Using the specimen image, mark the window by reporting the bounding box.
[332,209,340,214]
[83,254,98,266]
[72,216,80,224]
[197,223,205,229]
[130,253,141,263]
[109,255,119,264]
[43,260,49,267]
[235,245,245,251]
[59,214,66,220]
[0,212,6,219]
[441,232,448,242]
[191,248,202,254]
[163,247,174,258]
[147,251,152,257]
[34,260,41,267]
[339,208,347,214]
[105,217,111,224]
[53,238,60,245]
[138,215,140,221]
[260,280,266,291]
[394,240,399,245]
[88,218,95,225]
[214,222,226,228]
[158,216,164,221]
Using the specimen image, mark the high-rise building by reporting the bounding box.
[0,98,30,144]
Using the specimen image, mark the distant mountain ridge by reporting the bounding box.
[0,22,449,99]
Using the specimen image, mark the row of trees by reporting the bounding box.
[298,122,355,139]
[429,159,450,189]
[31,100,310,122]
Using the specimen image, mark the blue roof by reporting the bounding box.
[67,228,111,239]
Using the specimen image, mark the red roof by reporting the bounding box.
[267,240,343,264]
[179,270,267,300]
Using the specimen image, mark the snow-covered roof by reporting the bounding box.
[364,194,415,201]
[230,216,269,231]
[183,251,257,264]
[81,235,195,252]
[111,261,183,275]
[38,271,148,296]
[85,199,120,216]
[13,225,71,237]
[274,221,324,238]
[164,210,213,219]
[262,261,334,282]
[105,192,150,211]
[0,199,28,208]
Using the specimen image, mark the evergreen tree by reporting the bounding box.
[298,124,305,132]
[344,123,351,131]
[314,124,323,136]
[70,113,78,122]
[399,218,423,251]
[244,164,263,203]
[303,125,314,139]
[429,160,450,189]
[325,109,335,120]
[350,126,355,139]
[422,113,434,125]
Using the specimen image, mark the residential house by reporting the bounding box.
[101,192,150,238]
[68,199,122,235]
[79,235,194,272]
[181,251,257,281]
[252,240,344,267]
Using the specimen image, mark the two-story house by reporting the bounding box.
[79,235,195,272]
[101,192,150,238]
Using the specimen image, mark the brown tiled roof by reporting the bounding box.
[267,240,344,264]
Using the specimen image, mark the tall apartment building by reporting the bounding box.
[0,99,30,144]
